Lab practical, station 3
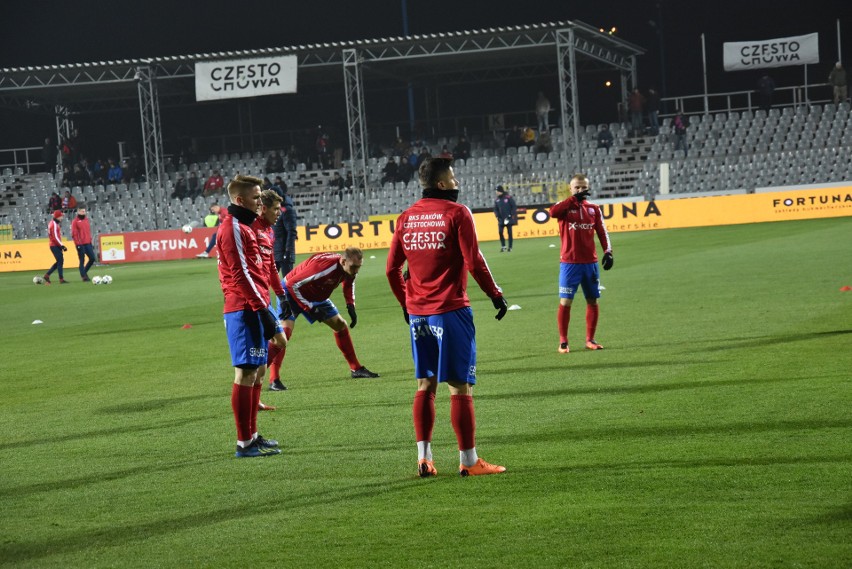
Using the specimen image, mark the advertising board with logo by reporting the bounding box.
[0,239,56,272]
[99,227,218,264]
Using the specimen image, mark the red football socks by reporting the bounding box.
[412,390,436,442]
[586,304,599,342]
[250,383,261,436]
[268,328,292,383]
[450,394,476,451]
[231,383,253,443]
[557,304,571,344]
[334,328,361,370]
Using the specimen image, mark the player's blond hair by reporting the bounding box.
[570,173,589,184]
[260,189,282,208]
[227,174,264,200]
[343,247,363,261]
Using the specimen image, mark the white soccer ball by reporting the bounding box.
[92,276,103,285]
[33,276,44,285]
[182,224,193,234]
[102,275,113,285]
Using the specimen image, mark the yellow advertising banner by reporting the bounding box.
[294,185,852,254]
[0,239,57,273]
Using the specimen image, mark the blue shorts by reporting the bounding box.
[559,262,601,300]
[224,308,274,368]
[409,307,477,385]
[276,282,339,324]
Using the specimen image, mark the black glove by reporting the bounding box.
[402,308,410,324]
[601,252,614,271]
[257,308,278,341]
[491,296,508,321]
[402,269,410,282]
[61,245,67,252]
[575,190,590,203]
[346,303,357,328]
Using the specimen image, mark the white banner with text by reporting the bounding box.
[195,55,298,101]
[723,33,819,71]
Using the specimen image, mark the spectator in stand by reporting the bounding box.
[646,87,661,135]
[329,172,345,197]
[393,137,408,157]
[204,170,225,196]
[107,159,123,184]
[535,91,551,134]
[262,176,273,191]
[452,136,471,161]
[43,210,68,285]
[829,62,848,105]
[92,159,106,184]
[597,125,614,150]
[522,126,536,148]
[59,136,73,168]
[60,166,73,188]
[315,127,331,169]
[42,138,56,174]
[673,111,689,157]
[187,171,200,197]
[438,145,453,159]
[61,190,77,210]
[265,151,284,174]
[397,154,414,184]
[286,145,300,171]
[381,157,399,186]
[344,171,354,190]
[71,164,90,186]
[628,88,646,137]
[71,207,95,282]
[172,174,188,199]
[416,147,432,169]
[506,125,523,148]
[535,131,553,155]
[47,192,61,214]
[758,75,775,111]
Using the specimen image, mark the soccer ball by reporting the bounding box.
[33,276,44,285]
[181,224,193,234]
[92,276,103,285]
[102,275,113,285]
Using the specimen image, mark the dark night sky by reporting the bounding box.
[0,0,848,155]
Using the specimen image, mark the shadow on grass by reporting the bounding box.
[0,416,208,451]
[0,457,221,499]
[95,394,219,415]
[530,454,852,474]
[631,329,852,352]
[0,477,423,562]
[480,373,811,400]
[486,418,852,444]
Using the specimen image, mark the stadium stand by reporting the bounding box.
[2,102,850,243]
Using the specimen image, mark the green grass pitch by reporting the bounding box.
[1,217,850,568]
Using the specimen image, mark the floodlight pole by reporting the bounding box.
[556,27,582,177]
[136,65,165,229]
[343,48,369,220]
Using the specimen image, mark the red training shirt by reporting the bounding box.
[550,195,612,264]
[48,219,63,247]
[285,253,355,311]
[386,197,502,315]
[251,217,285,297]
[71,216,92,245]
[217,206,271,313]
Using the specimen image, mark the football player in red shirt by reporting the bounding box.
[387,157,509,478]
[43,210,68,284]
[265,247,379,387]
[549,173,613,353]
[217,175,288,457]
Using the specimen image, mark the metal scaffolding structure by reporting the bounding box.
[53,105,74,173]
[342,49,368,217]
[135,65,166,228]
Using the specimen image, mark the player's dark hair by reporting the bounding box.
[260,189,282,208]
[419,157,453,189]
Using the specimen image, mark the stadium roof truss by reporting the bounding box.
[0,20,643,211]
